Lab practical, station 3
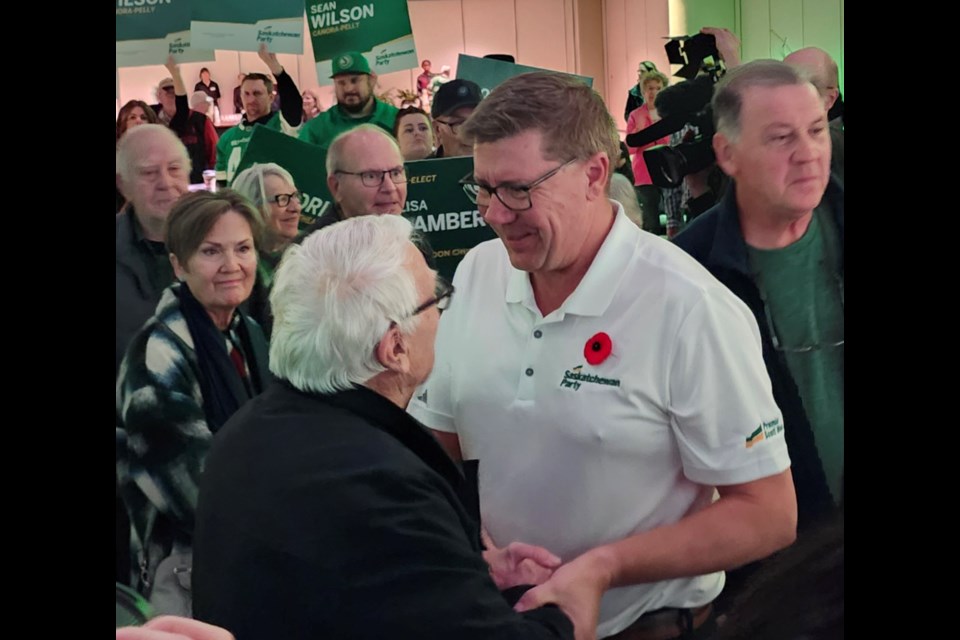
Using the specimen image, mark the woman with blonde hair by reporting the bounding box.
[301,88,323,122]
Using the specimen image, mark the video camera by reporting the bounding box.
[626,33,726,189]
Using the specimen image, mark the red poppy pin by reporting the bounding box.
[584,332,613,365]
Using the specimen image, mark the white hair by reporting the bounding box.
[190,91,213,111]
[231,163,299,247]
[268,215,422,394]
[115,123,191,184]
[231,163,297,218]
[609,173,643,228]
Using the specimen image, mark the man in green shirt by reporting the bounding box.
[215,44,303,185]
[299,51,399,149]
[674,58,843,619]
[675,60,844,523]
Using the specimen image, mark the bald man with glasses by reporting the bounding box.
[301,124,408,236]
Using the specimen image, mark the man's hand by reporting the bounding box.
[258,43,283,76]
[514,551,613,640]
[163,55,187,96]
[117,615,234,640]
[482,537,561,590]
[163,54,179,75]
[701,27,741,68]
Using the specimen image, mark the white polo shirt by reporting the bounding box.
[409,203,790,638]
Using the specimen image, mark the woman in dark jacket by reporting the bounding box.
[117,190,271,615]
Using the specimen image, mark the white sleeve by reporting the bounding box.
[408,355,456,432]
[278,111,302,137]
[407,253,479,433]
[667,286,791,486]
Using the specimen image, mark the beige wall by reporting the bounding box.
[603,0,671,132]
[117,1,601,119]
[678,0,844,93]
[116,0,844,124]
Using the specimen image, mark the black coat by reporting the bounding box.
[193,383,573,640]
[673,178,844,530]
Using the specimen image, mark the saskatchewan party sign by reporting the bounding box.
[456,53,593,97]
[233,126,335,233]
[233,128,494,280]
[306,0,418,85]
[403,156,497,281]
[116,0,214,67]
[190,0,305,54]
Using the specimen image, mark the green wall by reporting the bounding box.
[676,0,844,94]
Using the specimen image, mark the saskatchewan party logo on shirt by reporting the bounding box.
[559,365,621,391]
[745,417,784,448]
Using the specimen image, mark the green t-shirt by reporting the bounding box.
[216,112,295,184]
[298,100,399,149]
[748,207,844,502]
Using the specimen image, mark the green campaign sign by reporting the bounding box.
[455,54,593,98]
[233,126,335,232]
[234,129,495,279]
[403,156,497,281]
[191,0,305,54]
[306,0,418,85]
[116,0,214,67]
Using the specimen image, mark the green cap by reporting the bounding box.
[330,51,371,77]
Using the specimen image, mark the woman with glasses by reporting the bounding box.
[231,162,303,336]
[117,191,271,616]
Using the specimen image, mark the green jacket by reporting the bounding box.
[299,99,399,148]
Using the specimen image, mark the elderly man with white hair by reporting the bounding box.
[192,214,574,640]
[116,123,191,374]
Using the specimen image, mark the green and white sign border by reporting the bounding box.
[315,35,417,85]
[116,30,214,68]
[191,16,304,54]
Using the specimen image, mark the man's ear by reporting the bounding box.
[585,151,610,201]
[824,87,839,111]
[327,173,341,202]
[374,323,411,374]
[713,132,738,177]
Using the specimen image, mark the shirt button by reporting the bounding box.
[533,330,543,339]
[525,368,534,377]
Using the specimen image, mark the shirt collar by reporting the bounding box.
[505,200,638,318]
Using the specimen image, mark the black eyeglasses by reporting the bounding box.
[271,191,302,207]
[459,158,577,213]
[408,277,455,317]
[756,271,844,353]
[335,168,407,188]
[160,86,176,94]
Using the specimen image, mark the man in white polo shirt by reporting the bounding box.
[408,71,797,640]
